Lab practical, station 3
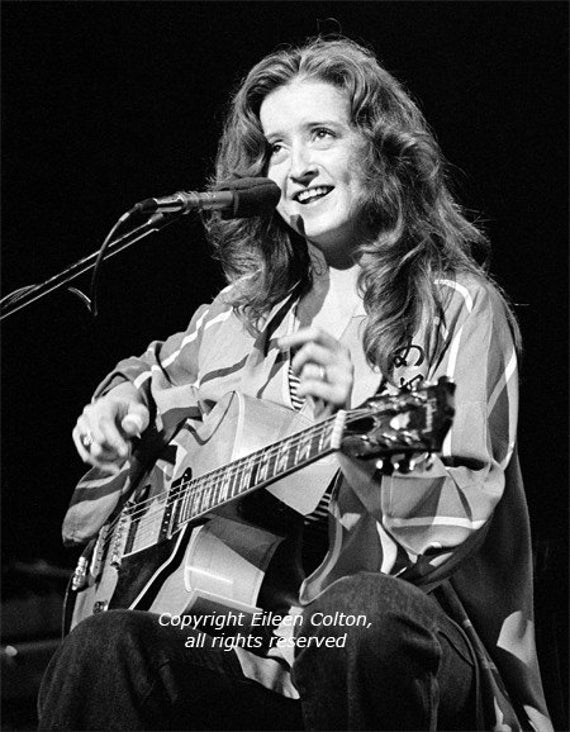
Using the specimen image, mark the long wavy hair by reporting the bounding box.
[204,36,520,375]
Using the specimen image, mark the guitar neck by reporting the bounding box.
[171,411,345,531]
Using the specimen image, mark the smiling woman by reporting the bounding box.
[37,35,553,732]
[205,37,517,378]
[260,80,367,260]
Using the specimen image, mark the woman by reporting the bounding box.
[39,37,551,730]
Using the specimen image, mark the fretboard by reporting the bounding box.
[170,412,342,532]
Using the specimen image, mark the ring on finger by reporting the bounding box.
[80,431,95,448]
[318,365,328,382]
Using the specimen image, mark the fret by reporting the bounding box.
[289,440,299,469]
[249,457,259,487]
[191,485,202,516]
[206,474,219,510]
[188,487,201,519]
[256,450,270,483]
[232,458,246,495]
[200,482,210,513]
[239,454,255,493]
[174,417,341,529]
[285,436,298,471]
[216,471,229,503]
[187,488,199,522]
[296,431,314,464]
[207,476,217,506]
[318,424,331,453]
[274,443,290,475]
[220,469,234,502]
[265,449,278,482]
[311,428,324,457]
[200,477,213,511]
[227,467,241,501]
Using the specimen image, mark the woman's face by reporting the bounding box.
[259,79,367,262]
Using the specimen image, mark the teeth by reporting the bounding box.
[296,186,331,203]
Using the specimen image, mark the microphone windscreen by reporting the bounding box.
[217,177,281,219]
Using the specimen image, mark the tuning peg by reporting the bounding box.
[393,456,414,474]
[374,458,394,476]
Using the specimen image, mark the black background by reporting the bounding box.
[2,0,568,724]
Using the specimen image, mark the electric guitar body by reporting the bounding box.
[65,379,455,634]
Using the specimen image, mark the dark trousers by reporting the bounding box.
[38,573,477,730]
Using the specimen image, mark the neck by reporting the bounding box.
[296,244,361,330]
[307,238,360,271]
[308,243,360,292]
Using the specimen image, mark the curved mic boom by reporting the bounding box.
[134,177,281,219]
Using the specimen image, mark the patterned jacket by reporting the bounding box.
[63,272,552,731]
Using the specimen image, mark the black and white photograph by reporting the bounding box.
[2,2,567,730]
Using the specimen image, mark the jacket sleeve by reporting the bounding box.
[92,303,212,427]
[340,278,519,568]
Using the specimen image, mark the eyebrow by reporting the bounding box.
[263,119,346,139]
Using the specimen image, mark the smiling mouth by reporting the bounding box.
[293,186,333,204]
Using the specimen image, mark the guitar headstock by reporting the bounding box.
[340,377,455,467]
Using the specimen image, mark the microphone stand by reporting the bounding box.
[1,210,183,321]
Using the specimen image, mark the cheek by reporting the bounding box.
[276,200,288,219]
[265,159,285,186]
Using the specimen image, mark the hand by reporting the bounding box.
[72,382,150,473]
[278,326,354,417]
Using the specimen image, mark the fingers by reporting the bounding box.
[289,342,341,375]
[80,408,129,458]
[73,396,150,470]
[72,423,122,474]
[121,404,149,436]
[278,326,354,410]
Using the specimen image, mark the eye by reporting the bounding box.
[311,127,336,147]
[266,140,287,163]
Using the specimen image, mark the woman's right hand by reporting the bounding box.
[72,382,150,473]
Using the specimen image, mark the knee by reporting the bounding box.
[299,573,441,672]
[38,611,143,714]
[66,609,156,661]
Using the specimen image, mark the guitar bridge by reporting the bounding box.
[111,515,129,569]
[71,556,89,591]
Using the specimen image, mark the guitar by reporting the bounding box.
[64,377,455,634]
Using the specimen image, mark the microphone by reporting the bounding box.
[133,177,281,218]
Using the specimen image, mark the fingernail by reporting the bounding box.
[122,414,144,434]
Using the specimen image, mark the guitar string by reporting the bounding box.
[96,396,430,558]
[128,413,338,519]
[95,414,343,555]
[96,395,429,558]
[112,392,420,525]
[96,420,337,556]
[109,417,337,540]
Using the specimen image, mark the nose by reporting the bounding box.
[288,142,318,185]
